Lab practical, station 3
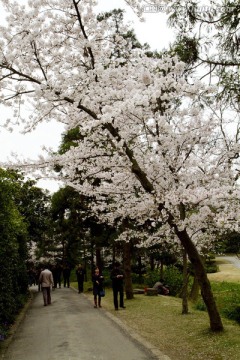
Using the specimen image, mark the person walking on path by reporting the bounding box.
[39,264,54,306]
[110,262,126,310]
[92,267,104,308]
[63,262,71,288]
[52,262,62,289]
[76,263,85,293]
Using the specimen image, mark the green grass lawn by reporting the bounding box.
[71,260,240,360]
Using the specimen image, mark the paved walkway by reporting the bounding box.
[217,255,240,268]
[1,287,171,360]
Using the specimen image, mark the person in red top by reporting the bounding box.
[39,264,54,306]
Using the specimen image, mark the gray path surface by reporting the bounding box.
[217,255,240,268]
[1,287,167,360]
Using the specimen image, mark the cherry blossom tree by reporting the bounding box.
[1,0,239,331]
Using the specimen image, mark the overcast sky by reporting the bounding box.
[0,0,174,192]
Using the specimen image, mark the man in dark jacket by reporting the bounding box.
[76,264,85,293]
[110,262,126,310]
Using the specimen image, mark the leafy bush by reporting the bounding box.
[222,305,240,323]
[194,299,207,311]
[143,268,161,286]
[205,254,219,273]
[138,266,184,296]
[0,322,9,341]
[206,263,219,273]
[101,269,112,287]
[163,265,184,296]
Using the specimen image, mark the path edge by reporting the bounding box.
[0,288,38,359]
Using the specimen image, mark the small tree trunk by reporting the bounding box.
[96,247,102,272]
[181,248,189,314]
[83,243,88,282]
[175,227,223,331]
[159,259,164,279]
[112,242,116,265]
[123,241,133,299]
[90,240,94,275]
[190,274,200,302]
[150,254,155,271]
[137,256,143,283]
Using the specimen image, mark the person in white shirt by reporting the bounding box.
[39,265,54,306]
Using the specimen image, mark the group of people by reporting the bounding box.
[51,262,72,289]
[28,262,73,291]
[91,262,126,310]
[37,261,126,310]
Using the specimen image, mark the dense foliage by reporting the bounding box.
[0,169,50,339]
[0,170,28,336]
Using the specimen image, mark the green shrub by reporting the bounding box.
[0,322,9,341]
[206,263,219,273]
[163,265,184,296]
[143,268,161,286]
[194,299,207,311]
[222,305,240,323]
[205,259,219,273]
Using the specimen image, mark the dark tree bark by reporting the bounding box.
[160,260,164,280]
[123,241,134,299]
[174,227,223,331]
[137,256,143,283]
[190,274,200,302]
[96,247,102,273]
[150,254,155,271]
[90,239,94,275]
[181,248,189,314]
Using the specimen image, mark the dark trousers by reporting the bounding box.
[94,294,101,307]
[77,279,84,293]
[113,286,124,309]
[54,275,61,288]
[42,287,51,305]
[63,275,70,287]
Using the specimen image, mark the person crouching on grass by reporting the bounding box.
[92,267,104,308]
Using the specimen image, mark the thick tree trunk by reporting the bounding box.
[190,274,200,302]
[181,248,189,314]
[96,247,102,272]
[137,256,143,283]
[83,244,88,282]
[150,254,155,271]
[176,228,223,331]
[160,260,164,280]
[90,240,94,274]
[123,241,134,299]
[112,242,116,265]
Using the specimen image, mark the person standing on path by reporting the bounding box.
[39,264,54,306]
[92,267,104,308]
[110,262,126,310]
[76,263,85,293]
[63,262,71,288]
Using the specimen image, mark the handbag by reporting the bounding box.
[99,289,105,297]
